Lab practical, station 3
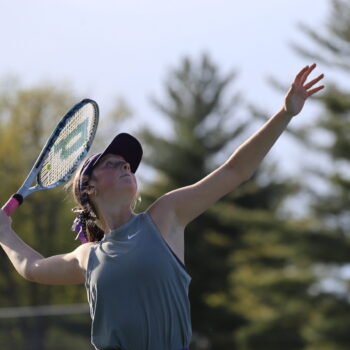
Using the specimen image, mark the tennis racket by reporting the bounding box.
[1,98,99,216]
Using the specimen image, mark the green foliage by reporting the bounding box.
[0,77,163,349]
[293,0,350,244]
[138,42,350,349]
[0,83,92,348]
[138,54,305,349]
[288,0,350,349]
[222,1,350,348]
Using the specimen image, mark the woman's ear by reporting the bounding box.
[86,174,97,195]
[86,185,95,196]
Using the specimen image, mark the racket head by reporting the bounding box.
[36,99,99,190]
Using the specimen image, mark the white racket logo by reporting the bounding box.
[53,119,89,160]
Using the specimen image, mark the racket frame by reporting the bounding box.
[2,99,99,215]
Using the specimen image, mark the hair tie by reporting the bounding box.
[71,208,89,243]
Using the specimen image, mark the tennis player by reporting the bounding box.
[0,64,324,350]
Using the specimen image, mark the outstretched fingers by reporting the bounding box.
[295,65,310,83]
[307,84,325,97]
[294,63,325,97]
[300,63,316,85]
[304,73,324,89]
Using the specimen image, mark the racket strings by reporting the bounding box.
[38,103,98,187]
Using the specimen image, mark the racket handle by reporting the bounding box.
[2,194,23,216]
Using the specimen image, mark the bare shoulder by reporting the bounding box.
[28,241,97,285]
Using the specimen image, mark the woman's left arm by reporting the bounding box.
[222,63,324,181]
[152,64,324,227]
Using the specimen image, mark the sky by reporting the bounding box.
[0,0,332,181]
[1,0,348,303]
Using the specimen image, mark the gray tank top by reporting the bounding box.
[85,212,192,350]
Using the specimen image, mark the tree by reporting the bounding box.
[287,0,350,348]
[0,81,131,349]
[231,2,350,348]
[0,83,86,349]
[137,54,301,349]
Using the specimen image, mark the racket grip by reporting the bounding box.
[2,194,23,216]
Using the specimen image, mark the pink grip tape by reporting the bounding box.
[2,197,20,216]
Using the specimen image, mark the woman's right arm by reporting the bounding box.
[0,209,92,285]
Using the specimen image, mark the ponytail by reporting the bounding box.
[72,205,104,243]
[67,166,105,243]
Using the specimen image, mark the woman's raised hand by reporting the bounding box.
[283,63,325,117]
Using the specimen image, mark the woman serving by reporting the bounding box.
[0,64,324,350]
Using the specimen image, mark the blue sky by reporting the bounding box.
[0,0,331,180]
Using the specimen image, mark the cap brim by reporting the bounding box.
[92,133,143,173]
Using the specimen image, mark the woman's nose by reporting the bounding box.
[123,162,131,171]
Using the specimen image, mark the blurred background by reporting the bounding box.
[1,0,350,349]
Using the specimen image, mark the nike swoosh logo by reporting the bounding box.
[127,231,140,240]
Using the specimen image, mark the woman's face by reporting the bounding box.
[89,154,138,199]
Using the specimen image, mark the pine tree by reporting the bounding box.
[137,54,300,349]
[288,1,350,348]
[0,82,130,349]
